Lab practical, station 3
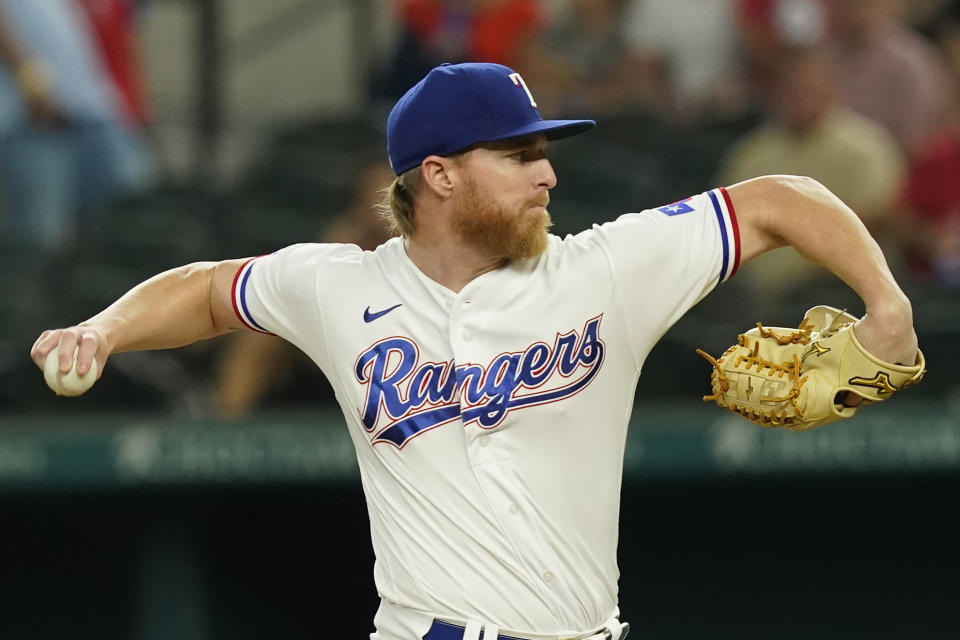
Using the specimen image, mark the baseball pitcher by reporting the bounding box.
[31,63,922,639]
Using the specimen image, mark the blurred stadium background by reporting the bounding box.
[1,0,959,638]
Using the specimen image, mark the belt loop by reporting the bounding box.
[599,618,629,640]
[481,624,500,639]
[463,620,483,640]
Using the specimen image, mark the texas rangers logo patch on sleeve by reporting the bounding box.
[353,315,606,448]
[657,200,694,216]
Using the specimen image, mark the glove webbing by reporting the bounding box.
[755,320,814,345]
[696,338,808,428]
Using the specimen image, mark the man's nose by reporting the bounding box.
[538,159,558,190]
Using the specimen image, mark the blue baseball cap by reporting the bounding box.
[386,62,596,175]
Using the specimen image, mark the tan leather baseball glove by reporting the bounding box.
[696,305,926,430]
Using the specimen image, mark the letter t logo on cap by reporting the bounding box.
[509,72,537,109]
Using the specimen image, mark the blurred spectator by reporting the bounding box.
[735,0,828,112]
[621,0,743,122]
[0,0,151,255]
[214,159,395,421]
[827,0,955,153]
[74,0,155,197]
[372,0,543,102]
[928,9,960,83]
[76,0,150,128]
[890,1,960,286]
[718,47,904,303]
[901,0,960,43]
[896,106,960,286]
[518,0,645,118]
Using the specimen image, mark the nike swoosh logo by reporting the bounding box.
[364,303,402,323]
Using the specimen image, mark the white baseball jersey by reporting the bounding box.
[231,188,740,638]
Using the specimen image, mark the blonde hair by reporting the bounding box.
[377,166,421,237]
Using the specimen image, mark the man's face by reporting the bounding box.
[450,135,557,260]
[776,55,836,135]
[833,0,897,42]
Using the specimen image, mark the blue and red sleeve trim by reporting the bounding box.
[707,186,741,284]
[230,257,274,334]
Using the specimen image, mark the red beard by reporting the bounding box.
[452,178,552,260]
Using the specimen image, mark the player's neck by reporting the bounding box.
[403,234,507,293]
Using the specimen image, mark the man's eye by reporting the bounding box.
[509,149,546,162]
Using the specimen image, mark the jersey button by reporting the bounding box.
[478,437,489,448]
[542,571,554,583]
[508,503,519,515]
[462,329,473,342]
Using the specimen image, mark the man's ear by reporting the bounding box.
[421,155,457,198]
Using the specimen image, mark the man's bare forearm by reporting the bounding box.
[730,175,917,365]
[788,177,908,319]
[734,175,910,316]
[80,262,231,354]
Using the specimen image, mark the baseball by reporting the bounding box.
[43,346,98,397]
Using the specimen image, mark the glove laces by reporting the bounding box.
[696,341,808,427]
